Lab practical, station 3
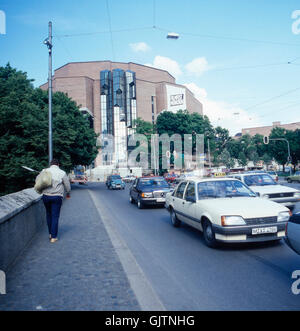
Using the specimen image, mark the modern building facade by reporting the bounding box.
[40,61,203,166]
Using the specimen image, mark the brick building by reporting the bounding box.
[40,61,203,166]
[242,121,300,137]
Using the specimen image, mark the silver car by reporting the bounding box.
[286,203,300,255]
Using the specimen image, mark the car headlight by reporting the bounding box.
[294,192,300,198]
[141,192,153,198]
[221,216,246,226]
[277,211,291,222]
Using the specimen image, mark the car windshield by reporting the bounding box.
[198,180,257,199]
[111,176,121,180]
[139,178,169,187]
[244,174,276,186]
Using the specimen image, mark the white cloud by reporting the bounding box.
[145,56,182,79]
[185,82,263,136]
[185,57,211,76]
[130,42,151,52]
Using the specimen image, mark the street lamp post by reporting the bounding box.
[44,22,53,163]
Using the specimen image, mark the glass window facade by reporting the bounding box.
[113,69,126,122]
[100,68,137,165]
[125,71,136,127]
[100,70,113,135]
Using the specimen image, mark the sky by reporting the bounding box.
[1,0,300,135]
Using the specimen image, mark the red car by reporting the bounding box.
[164,173,178,183]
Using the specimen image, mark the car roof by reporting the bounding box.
[181,177,240,184]
[233,172,268,176]
[139,176,164,179]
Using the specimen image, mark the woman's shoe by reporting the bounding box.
[50,238,58,243]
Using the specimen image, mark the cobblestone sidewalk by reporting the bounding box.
[0,185,140,311]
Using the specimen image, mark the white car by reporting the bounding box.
[229,172,300,208]
[267,171,278,182]
[165,177,290,248]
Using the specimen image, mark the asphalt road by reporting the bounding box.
[88,182,300,311]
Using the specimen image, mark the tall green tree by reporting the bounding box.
[0,64,98,195]
[218,149,235,169]
[269,127,290,171]
[238,151,248,167]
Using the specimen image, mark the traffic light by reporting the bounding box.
[263,136,269,145]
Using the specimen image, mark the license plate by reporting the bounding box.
[156,198,165,202]
[252,227,277,235]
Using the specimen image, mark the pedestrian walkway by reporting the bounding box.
[0,185,140,311]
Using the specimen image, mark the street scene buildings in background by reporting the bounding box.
[40,61,203,166]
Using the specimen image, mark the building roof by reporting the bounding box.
[242,121,300,137]
[53,60,176,80]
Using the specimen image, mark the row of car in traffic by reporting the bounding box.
[126,172,300,253]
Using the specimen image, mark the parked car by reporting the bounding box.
[286,171,300,183]
[229,172,300,208]
[106,175,125,190]
[165,177,290,248]
[130,176,171,209]
[165,173,178,183]
[267,171,278,182]
[285,202,300,255]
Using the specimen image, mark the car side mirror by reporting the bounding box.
[186,196,196,203]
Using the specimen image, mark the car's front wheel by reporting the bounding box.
[203,219,218,248]
[170,208,181,227]
[137,197,144,209]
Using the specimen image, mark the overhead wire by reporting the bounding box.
[50,6,300,123]
[153,0,156,28]
[155,26,300,47]
[244,87,300,111]
[106,0,116,62]
[54,26,153,38]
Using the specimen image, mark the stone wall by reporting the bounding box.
[0,189,45,272]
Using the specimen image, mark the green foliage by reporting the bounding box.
[269,127,290,167]
[218,149,235,169]
[238,151,248,167]
[262,153,273,169]
[0,64,98,196]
